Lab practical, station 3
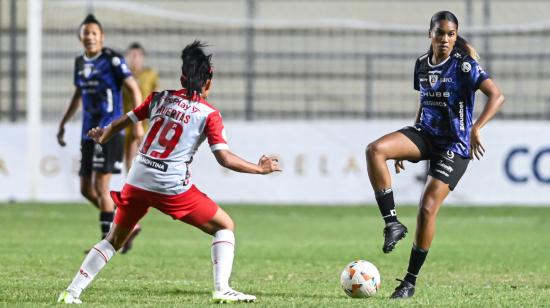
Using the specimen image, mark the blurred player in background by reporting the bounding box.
[365,11,504,298]
[58,40,281,304]
[56,15,144,243]
[123,42,159,172]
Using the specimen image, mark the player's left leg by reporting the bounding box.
[391,176,450,299]
[196,209,256,303]
[175,187,255,303]
[391,149,469,299]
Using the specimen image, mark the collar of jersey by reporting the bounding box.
[427,54,451,68]
[175,88,207,103]
[83,51,103,62]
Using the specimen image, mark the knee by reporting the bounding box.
[94,180,110,197]
[419,197,439,219]
[220,218,235,232]
[80,187,94,200]
[366,142,385,160]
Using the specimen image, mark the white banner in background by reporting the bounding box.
[0,121,549,205]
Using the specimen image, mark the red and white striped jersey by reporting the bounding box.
[126,89,228,195]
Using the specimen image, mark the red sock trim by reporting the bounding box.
[212,240,234,246]
[92,247,109,263]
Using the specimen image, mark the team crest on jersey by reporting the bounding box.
[429,74,439,87]
[461,62,471,73]
[83,63,94,78]
[428,70,441,88]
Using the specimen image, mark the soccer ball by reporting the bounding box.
[340,260,381,298]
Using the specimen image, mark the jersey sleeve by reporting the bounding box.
[127,92,155,123]
[205,111,229,152]
[111,55,133,83]
[73,58,79,87]
[413,58,421,91]
[464,58,490,90]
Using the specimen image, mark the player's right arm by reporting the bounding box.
[88,115,133,144]
[213,150,281,174]
[205,109,280,174]
[57,88,82,146]
[89,92,155,144]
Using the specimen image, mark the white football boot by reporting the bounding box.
[57,290,82,304]
[212,289,256,303]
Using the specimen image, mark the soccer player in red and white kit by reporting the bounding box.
[58,41,281,304]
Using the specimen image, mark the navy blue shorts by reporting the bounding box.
[79,134,124,176]
[398,126,469,190]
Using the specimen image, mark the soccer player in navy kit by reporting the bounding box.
[365,11,504,298]
[57,15,144,242]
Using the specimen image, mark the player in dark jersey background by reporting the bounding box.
[56,15,144,244]
[365,11,504,298]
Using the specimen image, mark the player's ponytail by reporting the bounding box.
[180,40,213,100]
[455,35,480,61]
[428,11,480,60]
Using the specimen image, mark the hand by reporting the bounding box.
[470,126,485,160]
[258,155,282,174]
[87,127,105,144]
[56,126,66,147]
[394,160,405,174]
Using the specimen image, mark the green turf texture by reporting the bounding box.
[1,203,549,307]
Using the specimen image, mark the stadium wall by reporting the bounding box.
[1,120,549,205]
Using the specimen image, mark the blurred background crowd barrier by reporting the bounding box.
[1,0,550,122]
[0,0,549,204]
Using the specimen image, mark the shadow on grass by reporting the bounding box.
[163,288,341,300]
[254,290,341,299]
[163,289,212,296]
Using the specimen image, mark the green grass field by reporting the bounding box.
[1,203,549,307]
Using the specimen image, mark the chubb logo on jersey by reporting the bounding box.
[421,91,450,98]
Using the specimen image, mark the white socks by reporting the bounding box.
[67,239,116,298]
[211,229,235,292]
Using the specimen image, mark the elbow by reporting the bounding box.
[218,159,231,169]
[215,152,231,168]
[498,93,505,107]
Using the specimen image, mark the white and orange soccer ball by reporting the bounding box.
[340,260,381,298]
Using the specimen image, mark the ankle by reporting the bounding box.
[404,273,417,286]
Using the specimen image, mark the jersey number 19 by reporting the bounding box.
[140,117,183,159]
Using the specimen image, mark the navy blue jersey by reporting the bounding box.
[74,48,132,140]
[413,49,489,158]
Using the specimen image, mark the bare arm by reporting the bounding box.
[123,77,144,141]
[213,149,281,174]
[56,88,82,146]
[470,78,505,160]
[88,115,134,144]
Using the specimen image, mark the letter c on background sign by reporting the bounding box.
[504,147,528,183]
[533,148,550,183]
